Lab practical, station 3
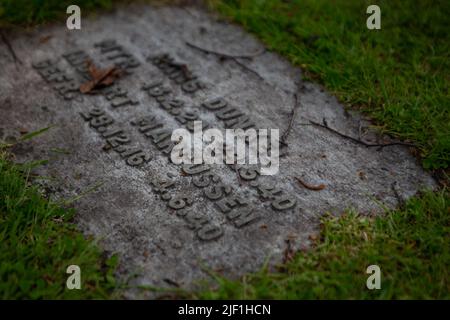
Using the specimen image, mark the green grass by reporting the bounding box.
[208,0,450,170]
[191,191,449,299]
[0,150,119,299]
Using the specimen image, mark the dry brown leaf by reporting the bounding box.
[39,35,53,44]
[80,61,122,94]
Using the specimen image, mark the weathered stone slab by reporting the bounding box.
[0,5,436,297]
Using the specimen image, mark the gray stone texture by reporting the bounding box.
[0,4,435,298]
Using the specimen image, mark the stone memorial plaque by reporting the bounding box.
[0,5,436,297]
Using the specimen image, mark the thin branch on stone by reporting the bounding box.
[295,177,326,191]
[391,181,405,207]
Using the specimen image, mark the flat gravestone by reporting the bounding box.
[0,5,436,297]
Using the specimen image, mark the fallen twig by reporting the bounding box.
[80,60,122,93]
[295,177,326,191]
[185,41,265,59]
[391,181,405,207]
[186,41,266,81]
[307,118,416,149]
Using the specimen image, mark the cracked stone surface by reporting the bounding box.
[0,4,436,298]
